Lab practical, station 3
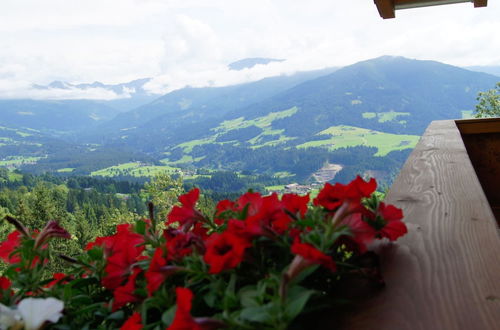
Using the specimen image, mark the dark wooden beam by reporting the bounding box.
[376,0,488,17]
[395,0,471,10]
[474,0,488,7]
[374,0,395,19]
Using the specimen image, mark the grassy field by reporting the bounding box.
[160,155,206,166]
[297,125,419,156]
[0,170,23,183]
[57,168,75,173]
[91,162,181,178]
[362,111,410,124]
[177,107,299,152]
[0,126,35,137]
[215,107,298,133]
[265,185,286,192]
[8,171,23,181]
[0,156,43,167]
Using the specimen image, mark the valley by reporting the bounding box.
[1,56,498,192]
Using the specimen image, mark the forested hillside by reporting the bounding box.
[1,56,498,187]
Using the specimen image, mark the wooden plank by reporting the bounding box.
[374,0,395,19]
[456,118,500,134]
[342,120,500,329]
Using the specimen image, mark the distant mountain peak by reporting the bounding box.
[228,58,285,71]
[48,81,71,89]
[32,78,154,95]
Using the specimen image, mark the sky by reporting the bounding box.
[0,0,499,99]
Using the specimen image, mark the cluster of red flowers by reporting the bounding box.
[0,176,407,329]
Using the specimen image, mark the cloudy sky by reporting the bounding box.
[0,0,499,99]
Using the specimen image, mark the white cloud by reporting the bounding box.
[0,0,499,100]
[0,79,129,100]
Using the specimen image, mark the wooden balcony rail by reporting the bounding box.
[341,119,500,329]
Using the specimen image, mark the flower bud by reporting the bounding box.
[4,215,30,237]
[34,220,71,249]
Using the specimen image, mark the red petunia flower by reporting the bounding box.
[343,202,406,246]
[144,247,179,296]
[166,233,194,261]
[0,276,13,299]
[86,224,143,255]
[226,219,252,239]
[346,176,377,200]
[113,267,142,311]
[215,199,236,216]
[167,188,204,228]
[236,191,263,216]
[0,276,11,290]
[121,312,142,330]
[340,213,377,252]
[373,202,407,241]
[313,182,347,211]
[314,176,377,212]
[290,239,336,272]
[0,276,12,299]
[244,194,294,236]
[203,232,250,274]
[168,287,201,330]
[45,273,70,288]
[282,193,310,218]
[0,230,22,264]
[99,225,145,290]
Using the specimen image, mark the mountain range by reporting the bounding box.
[0,56,498,182]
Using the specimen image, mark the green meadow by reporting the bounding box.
[91,162,181,178]
[297,125,419,156]
[362,111,410,124]
[0,156,44,167]
[177,107,299,152]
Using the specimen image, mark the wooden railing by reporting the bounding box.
[342,119,500,329]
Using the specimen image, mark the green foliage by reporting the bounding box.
[0,177,407,329]
[474,82,500,118]
[0,174,152,272]
[143,173,184,221]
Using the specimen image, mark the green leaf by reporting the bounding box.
[76,302,106,315]
[285,288,315,320]
[203,290,217,308]
[135,219,146,235]
[161,305,176,326]
[71,277,100,289]
[240,303,275,323]
[63,284,75,301]
[291,265,319,285]
[238,286,259,308]
[106,310,124,321]
[87,247,103,260]
[70,294,93,306]
[223,273,238,309]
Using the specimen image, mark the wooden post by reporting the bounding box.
[374,0,396,19]
[474,0,488,7]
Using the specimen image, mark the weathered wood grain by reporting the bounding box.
[342,120,500,330]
